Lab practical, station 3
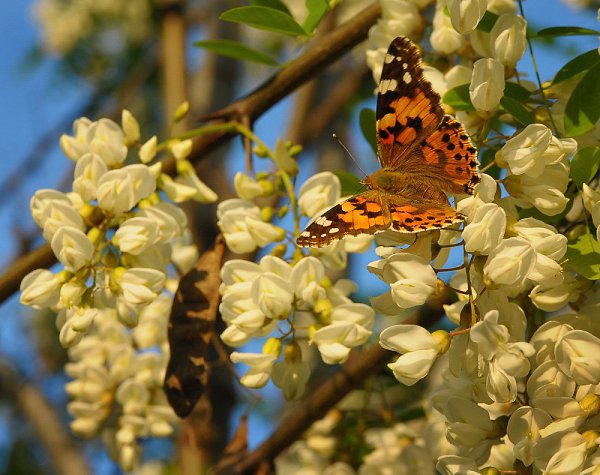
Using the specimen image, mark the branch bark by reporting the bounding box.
[0,362,91,475]
[0,1,380,304]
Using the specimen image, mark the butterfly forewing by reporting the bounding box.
[296,194,391,247]
[376,36,444,169]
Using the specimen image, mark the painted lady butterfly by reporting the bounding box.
[297,36,480,248]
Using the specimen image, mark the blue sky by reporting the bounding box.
[0,0,598,472]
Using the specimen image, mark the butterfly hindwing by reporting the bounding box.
[296,194,391,248]
[389,199,464,233]
[419,116,481,195]
[376,36,444,169]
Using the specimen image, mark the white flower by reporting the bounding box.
[529,272,579,312]
[234,172,264,200]
[113,217,159,255]
[290,256,325,300]
[217,199,282,253]
[507,406,552,466]
[462,203,506,254]
[504,160,570,215]
[495,124,553,176]
[582,183,600,213]
[370,253,438,309]
[431,1,464,54]
[20,269,63,308]
[159,174,198,202]
[365,0,422,82]
[447,0,487,34]
[311,304,374,364]
[444,397,494,447]
[60,117,93,161]
[436,455,480,475]
[61,118,129,166]
[115,268,166,306]
[138,202,186,242]
[51,226,95,272]
[245,217,285,247]
[176,160,218,203]
[230,352,277,388]
[31,189,86,241]
[533,431,587,473]
[97,165,156,215]
[469,58,505,111]
[298,172,341,218]
[251,273,293,319]
[555,330,600,385]
[379,325,448,385]
[483,237,536,287]
[490,13,527,67]
[72,153,108,201]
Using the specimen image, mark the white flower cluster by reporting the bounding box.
[218,140,377,398]
[431,308,600,474]
[20,110,215,470]
[33,0,151,55]
[65,299,175,472]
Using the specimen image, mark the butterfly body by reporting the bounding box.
[297,37,480,248]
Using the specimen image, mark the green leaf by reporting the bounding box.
[570,146,600,187]
[500,96,534,126]
[476,10,499,33]
[303,0,329,32]
[220,6,307,36]
[554,49,600,84]
[334,170,364,196]
[504,82,531,101]
[359,108,377,154]
[564,62,600,136]
[248,0,292,15]
[566,233,600,280]
[193,39,278,66]
[535,26,600,38]
[443,84,475,111]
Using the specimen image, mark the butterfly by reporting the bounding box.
[296,36,480,248]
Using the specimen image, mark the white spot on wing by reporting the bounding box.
[384,53,395,64]
[403,72,412,84]
[402,62,408,69]
[329,227,340,234]
[379,78,398,94]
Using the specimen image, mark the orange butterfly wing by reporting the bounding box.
[296,193,391,248]
[376,36,444,170]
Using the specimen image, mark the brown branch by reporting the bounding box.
[0,362,91,475]
[0,2,381,305]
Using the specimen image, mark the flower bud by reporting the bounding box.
[121,109,140,145]
[490,14,527,67]
[262,337,282,357]
[470,58,505,112]
[579,394,600,417]
[173,101,189,122]
[447,0,487,34]
[139,136,157,163]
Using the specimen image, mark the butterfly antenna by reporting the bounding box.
[332,133,368,178]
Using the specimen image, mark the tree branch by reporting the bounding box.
[0,362,91,475]
[0,2,380,305]
[230,345,394,475]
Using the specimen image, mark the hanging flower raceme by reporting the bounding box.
[19,109,216,471]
